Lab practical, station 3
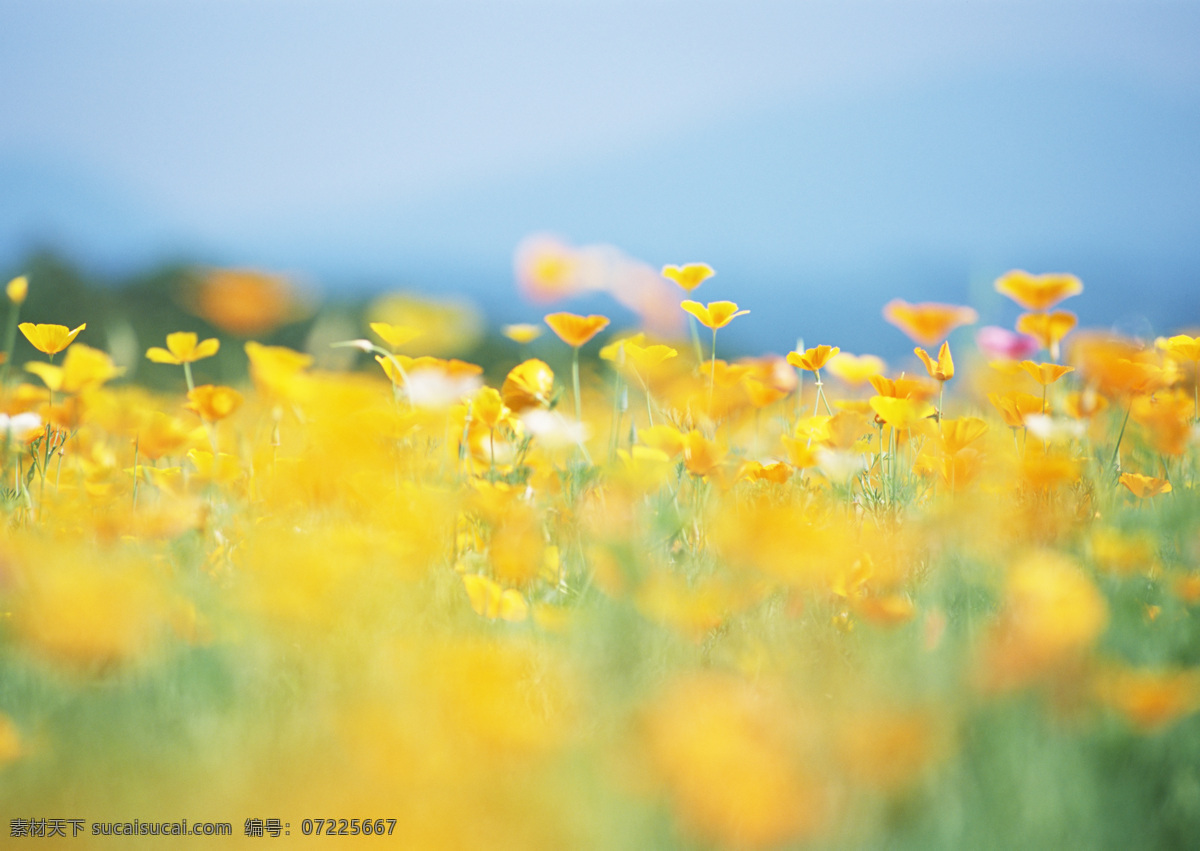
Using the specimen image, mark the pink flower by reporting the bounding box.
[976,326,1039,362]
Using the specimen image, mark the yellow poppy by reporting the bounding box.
[501,359,555,412]
[1119,472,1173,498]
[882,300,977,347]
[368,322,421,350]
[995,270,1083,311]
[19,322,85,355]
[1019,360,1075,386]
[6,276,28,304]
[680,300,749,330]
[146,331,220,365]
[787,345,840,372]
[661,263,715,292]
[544,312,610,347]
[914,342,954,382]
[186,385,244,422]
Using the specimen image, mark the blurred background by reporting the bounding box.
[3,0,1200,358]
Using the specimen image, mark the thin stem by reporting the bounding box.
[709,328,717,418]
[1109,401,1133,477]
[572,346,583,424]
[183,361,196,394]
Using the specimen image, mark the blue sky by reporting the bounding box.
[3,0,1200,352]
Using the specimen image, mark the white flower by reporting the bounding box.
[815,448,868,482]
[0,412,42,443]
[404,367,482,409]
[1025,414,1085,443]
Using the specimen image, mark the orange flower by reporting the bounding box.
[19,322,85,356]
[1095,666,1200,732]
[868,374,937,402]
[1019,360,1075,386]
[995,270,1083,311]
[191,268,298,336]
[882,300,977,346]
[146,331,220,365]
[544,312,610,347]
[914,342,954,382]
[1119,472,1172,499]
[680,300,749,330]
[661,263,715,292]
[786,345,840,372]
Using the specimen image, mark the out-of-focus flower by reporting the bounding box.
[186,385,243,423]
[368,322,421,351]
[369,292,482,356]
[245,341,312,403]
[976,325,1040,362]
[146,331,220,365]
[869,396,935,430]
[501,323,542,345]
[826,352,886,385]
[1160,334,1200,363]
[1016,311,1078,360]
[661,263,715,292]
[462,574,528,621]
[544,312,610,348]
[1119,472,1172,498]
[682,429,727,476]
[19,322,85,356]
[680,300,749,330]
[1024,414,1085,443]
[501,359,555,412]
[6,275,28,304]
[995,270,1083,311]
[1019,361,1075,386]
[882,300,977,346]
[0,412,42,443]
[988,391,1046,428]
[26,344,123,394]
[1095,666,1200,732]
[190,268,300,336]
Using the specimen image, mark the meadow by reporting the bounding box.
[1,253,1199,848]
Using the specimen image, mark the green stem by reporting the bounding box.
[709,328,717,418]
[1109,401,1133,478]
[572,346,582,423]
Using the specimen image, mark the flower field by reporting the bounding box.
[2,259,1200,848]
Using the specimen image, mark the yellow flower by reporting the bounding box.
[6,275,28,304]
[914,342,954,382]
[882,300,976,346]
[1019,360,1075,386]
[995,269,1083,311]
[26,343,123,394]
[1119,472,1173,499]
[186,385,244,422]
[462,573,528,621]
[544,312,610,347]
[0,713,23,766]
[146,331,220,365]
[661,263,715,292]
[680,300,749,330]
[1161,334,1200,363]
[869,396,936,430]
[501,359,555,412]
[19,322,85,355]
[988,391,1046,428]
[368,322,421,350]
[826,352,886,385]
[472,386,509,430]
[682,429,727,476]
[1016,311,1077,353]
[786,345,840,373]
[502,323,543,345]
